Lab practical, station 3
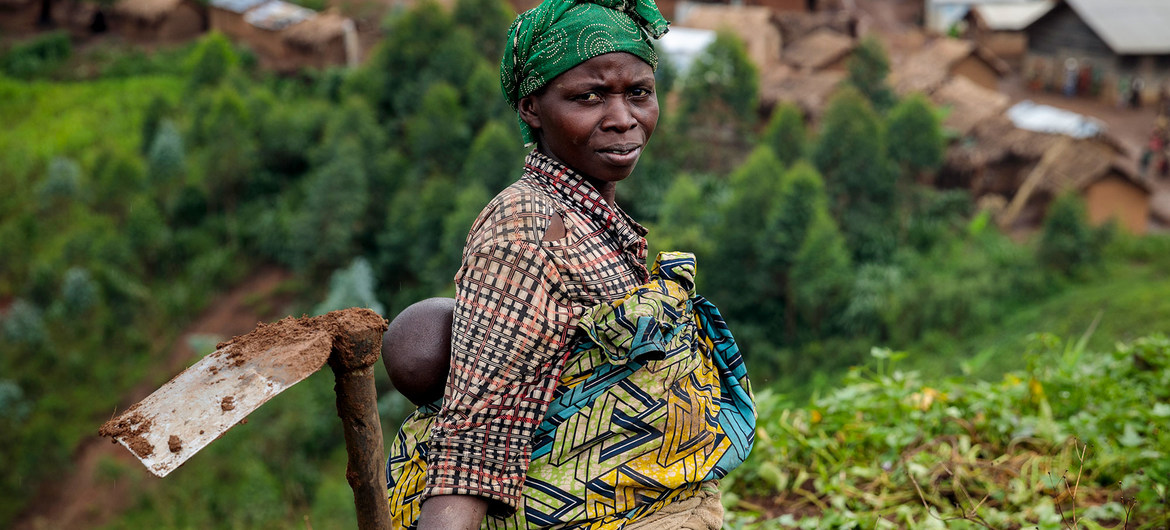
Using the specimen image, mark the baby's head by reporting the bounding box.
[381,297,454,407]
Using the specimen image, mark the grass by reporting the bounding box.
[897,256,1170,383]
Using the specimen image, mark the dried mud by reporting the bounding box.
[98,409,154,459]
[220,396,235,412]
[167,435,182,453]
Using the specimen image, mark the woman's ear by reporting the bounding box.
[518,95,542,131]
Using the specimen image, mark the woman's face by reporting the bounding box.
[520,52,659,185]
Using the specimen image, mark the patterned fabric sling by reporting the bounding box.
[387,252,755,529]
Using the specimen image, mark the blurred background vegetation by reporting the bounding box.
[2,0,1169,526]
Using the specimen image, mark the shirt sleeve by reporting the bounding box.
[423,239,577,514]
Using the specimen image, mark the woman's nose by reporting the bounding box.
[602,99,638,131]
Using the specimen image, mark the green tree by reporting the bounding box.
[405,82,471,175]
[140,95,173,155]
[886,93,944,180]
[790,211,852,336]
[60,267,99,317]
[1037,192,1108,278]
[761,102,807,168]
[186,32,238,91]
[846,36,895,112]
[37,156,82,210]
[677,31,759,171]
[291,138,370,273]
[813,87,897,263]
[147,119,186,184]
[453,0,513,61]
[313,257,385,316]
[194,89,258,210]
[461,120,526,193]
[651,173,718,261]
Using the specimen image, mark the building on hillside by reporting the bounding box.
[208,0,267,40]
[1021,0,1170,105]
[674,4,783,72]
[773,8,856,44]
[110,0,205,42]
[782,27,854,73]
[963,1,1053,65]
[931,75,1010,136]
[240,0,313,70]
[0,0,45,33]
[759,68,844,119]
[892,36,1008,95]
[281,11,356,69]
[942,116,1151,234]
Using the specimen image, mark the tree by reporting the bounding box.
[813,87,898,263]
[651,173,718,261]
[313,257,385,316]
[886,93,945,181]
[761,102,807,168]
[1037,192,1108,279]
[461,120,526,193]
[195,89,258,210]
[140,95,173,155]
[453,0,513,61]
[60,267,99,317]
[789,211,852,336]
[676,31,759,171]
[186,32,238,91]
[291,138,370,274]
[405,82,471,176]
[846,36,895,112]
[37,156,81,210]
[147,119,186,185]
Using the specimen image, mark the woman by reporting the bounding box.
[386,0,754,527]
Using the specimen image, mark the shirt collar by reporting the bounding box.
[523,151,648,260]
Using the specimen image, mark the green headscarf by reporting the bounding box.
[501,0,670,145]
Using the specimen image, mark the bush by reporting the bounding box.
[1037,192,1107,278]
[0,31,71,79]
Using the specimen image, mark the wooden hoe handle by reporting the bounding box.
[330,324,391,530]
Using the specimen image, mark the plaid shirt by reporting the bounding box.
[424,151,650,514]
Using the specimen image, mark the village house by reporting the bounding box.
[782,27,854,74]
[962,1,1053,66]
[208,0,268,41]
[1020,0,1170,105]
[207,0,355,72]
[0,0,44,34]
[674,3,783,72]
[892,36,1009,95]
[107,0,204,43]
[943,116,1152,234]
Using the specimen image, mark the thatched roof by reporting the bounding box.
[999,137,1152,226]
[115,0,182,23]
[773,10,855,44]
[944,115,1057,173]
[759,69,845,119]
[783,28,854,72]
[284,11,349,47]
[892,37,1009,95]
[676,5,782,70]
[931,76,1010,136]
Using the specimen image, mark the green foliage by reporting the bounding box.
[147,119,186,184]
[886,93,945,178]
[761,103,806,168]
[845,35,895,112]
[461,120,526,193]
[676,31,758,172]
[140,95,173,155]
[185,32,238,91]
[731,335,1170,527]
[1038,193,1109,278]
[313,257,385,316]
[452,0,513,61]
[2,300,47,346]
[0,31,71,79]
[406,81,471,175]
[36,156,82,210]
[291,138,370,273]
[813,87,897,263]
[60,267,99,316]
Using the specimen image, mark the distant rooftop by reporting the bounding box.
[244,0,313,31]
[209,0,267,14]
[973,1,1054,31]
[1063,0,1170,54]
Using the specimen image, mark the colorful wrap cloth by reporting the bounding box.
[500,0,669,145]
[386,252,755,529]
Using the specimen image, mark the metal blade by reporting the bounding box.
[100,330,333,477]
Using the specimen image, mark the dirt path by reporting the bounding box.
[12,267,295,530]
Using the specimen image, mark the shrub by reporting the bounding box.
[0,31,71,79]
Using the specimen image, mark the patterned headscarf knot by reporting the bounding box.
[501,0,670,145]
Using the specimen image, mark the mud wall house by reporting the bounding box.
[782,27,853,74]
[110,0,205,43]
[963,1,1053,66]
[893,36,1008,96]
[674,4,783,72]
[281,11,354,70]
[1021,0,1170,105]
[0,0,45,34]
[208,0,267,41]
[238,0,313,71]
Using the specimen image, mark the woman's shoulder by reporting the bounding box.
[466,179,560,249]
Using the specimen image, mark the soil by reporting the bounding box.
[220,396,235,412]
[12,267,296,530]
[167,436,182,454]
[212,308,386,373]
[96,410,154,459]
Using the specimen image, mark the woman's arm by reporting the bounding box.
[417,495,489,530]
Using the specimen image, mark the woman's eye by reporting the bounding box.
[630,87,653,97]
[576,93,601,102]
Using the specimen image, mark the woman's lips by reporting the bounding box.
[596,144,642,165]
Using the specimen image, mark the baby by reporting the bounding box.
[381,297,454,407]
